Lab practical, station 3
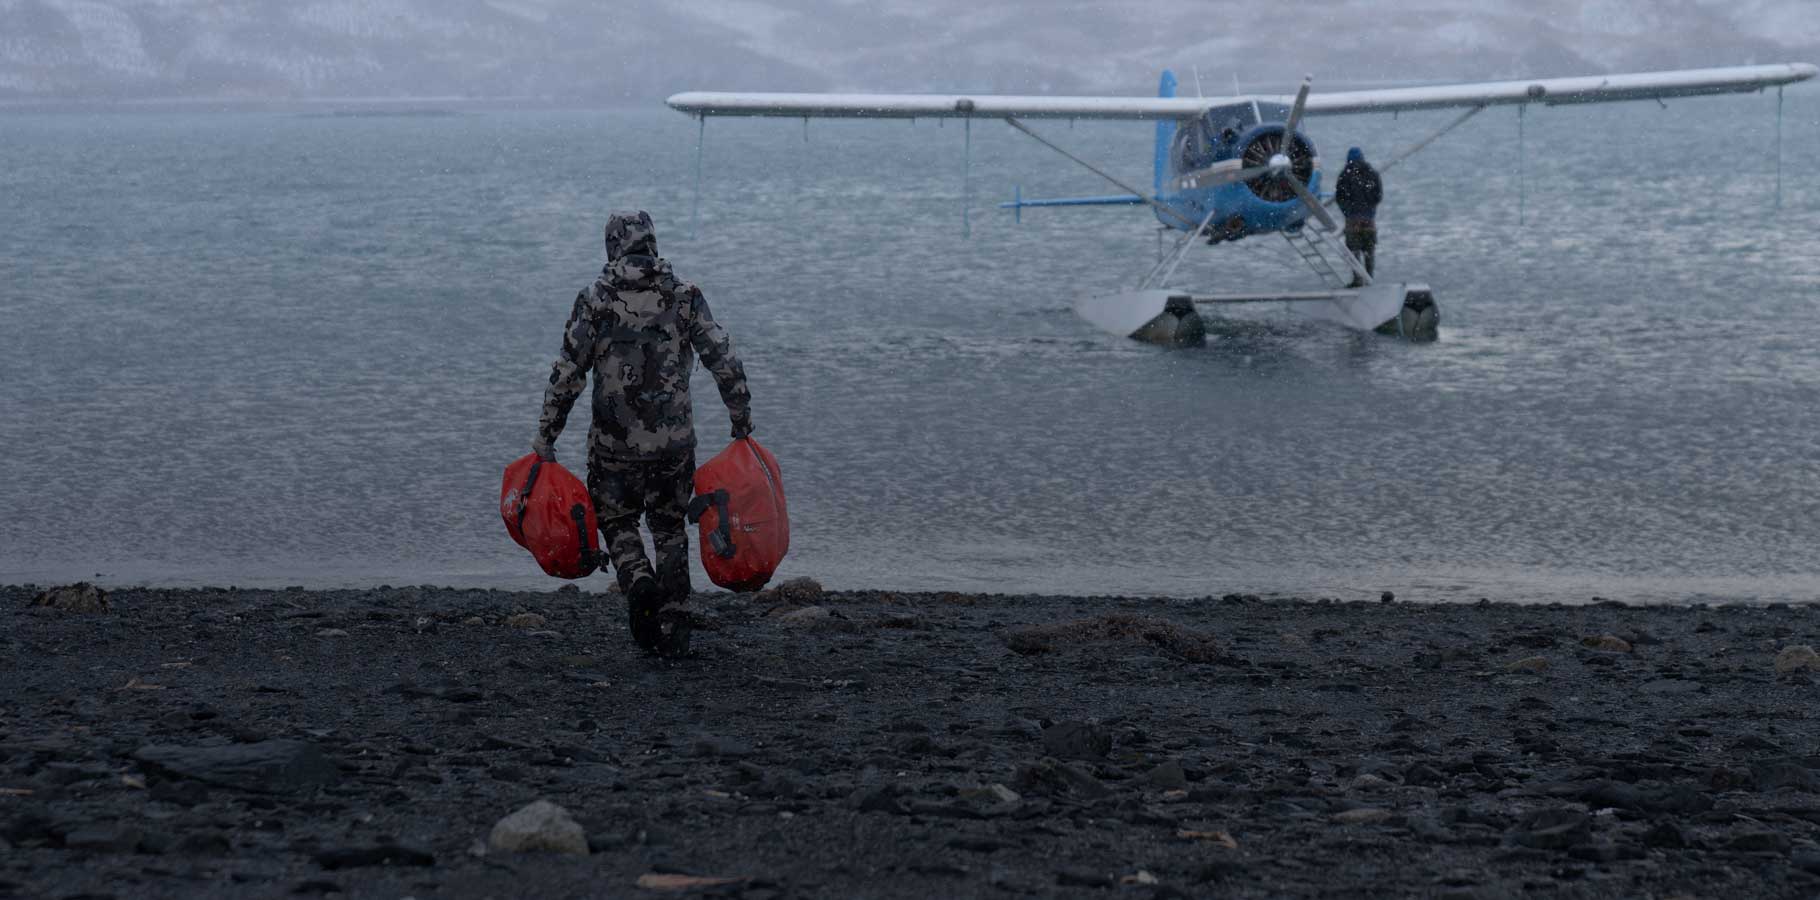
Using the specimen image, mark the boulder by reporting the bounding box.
[761,577,824,604]
[1504,656,1549,674]
[1774,645,1820,675]
[30,583,108,613]
[487,800,588,855]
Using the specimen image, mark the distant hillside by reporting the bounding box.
[2,0,1815,104]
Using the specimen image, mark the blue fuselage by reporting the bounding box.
[1152,100,1322,240]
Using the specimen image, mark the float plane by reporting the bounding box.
[669,63,1815,345]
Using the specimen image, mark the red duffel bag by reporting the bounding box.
[500,453,600,579]
[688,437,789,592]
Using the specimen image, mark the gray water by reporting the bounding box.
[3,94,1818,602]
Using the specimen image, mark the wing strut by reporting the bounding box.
[1146,206,1222,289]
[1517,105,1526,227]
[1380,104,1485,176]
[1776,86,1784,209]
[1001,117,1200,230]
[691,116,706,239]
[963,118,972,238]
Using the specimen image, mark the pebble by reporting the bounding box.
[1332,808,1393,825]
[1581,634,1632,653]
[693,737,756,759]
[847,784,905,816]
[1724,831,1791,853]
[1040,721,1111,761]
[1505,656,1549,674]
[313,844,435,869]
[504,613,547,629]
[1138,760,1189,791]
[63,826,143,853]
[1508,808,1589,850]
[955,783,1016,805]
[133,740,339,794]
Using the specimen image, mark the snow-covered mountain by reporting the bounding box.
[1,0,1814,103]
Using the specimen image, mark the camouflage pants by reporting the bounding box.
[587,452,695,597]
[1344,219,1377,278]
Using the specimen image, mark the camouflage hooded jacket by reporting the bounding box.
[537,211,752,460]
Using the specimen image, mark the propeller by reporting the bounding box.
[1242,75,1315,203]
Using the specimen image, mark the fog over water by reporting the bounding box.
[3,84,1817,601]
[2,1,1818,103]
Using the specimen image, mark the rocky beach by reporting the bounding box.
[3,582,1819,899]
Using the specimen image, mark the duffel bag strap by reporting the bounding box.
[686,489,736,559]
[515,460,544,531]
[568,502,597,565]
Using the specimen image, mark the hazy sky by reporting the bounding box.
[3,0,1817,103]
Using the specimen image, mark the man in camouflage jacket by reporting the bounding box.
[533,210,753,652]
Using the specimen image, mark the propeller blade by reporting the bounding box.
[1286,176,1339,232]
[1283,75,1312,148]
[1208,164,1275,187]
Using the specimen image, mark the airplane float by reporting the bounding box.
[668,62,1815,346]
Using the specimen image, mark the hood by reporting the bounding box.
[604,210,659,261]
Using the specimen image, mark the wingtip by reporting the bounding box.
[666,91,707,111]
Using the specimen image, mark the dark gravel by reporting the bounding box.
[3,583,1819,899]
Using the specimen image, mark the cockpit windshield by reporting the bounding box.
[1172,102,1258,172]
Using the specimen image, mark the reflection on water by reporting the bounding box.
[1,97,1817,602]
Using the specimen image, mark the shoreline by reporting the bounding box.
[4,583,1819,897]
[5,575,1816,609]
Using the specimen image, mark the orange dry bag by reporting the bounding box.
[500,453,600,579]
[687,437,789,592]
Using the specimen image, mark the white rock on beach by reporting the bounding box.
[487,800,589,855]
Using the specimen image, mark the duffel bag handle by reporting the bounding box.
[686,488,736,559]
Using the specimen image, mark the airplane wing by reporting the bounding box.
[664,91,1207,120]
[668,63,1815,121]
[1293,63,1818,116]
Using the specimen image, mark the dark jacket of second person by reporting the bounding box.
[1334,159,1383,222]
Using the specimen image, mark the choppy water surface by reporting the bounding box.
[2,95,1817,602]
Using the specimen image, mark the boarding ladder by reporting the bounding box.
[1281,226,1354,290]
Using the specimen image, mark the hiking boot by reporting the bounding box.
[626,576,662,652]
[654,608,693,659]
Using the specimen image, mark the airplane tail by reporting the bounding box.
[1154,70,1177,194]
